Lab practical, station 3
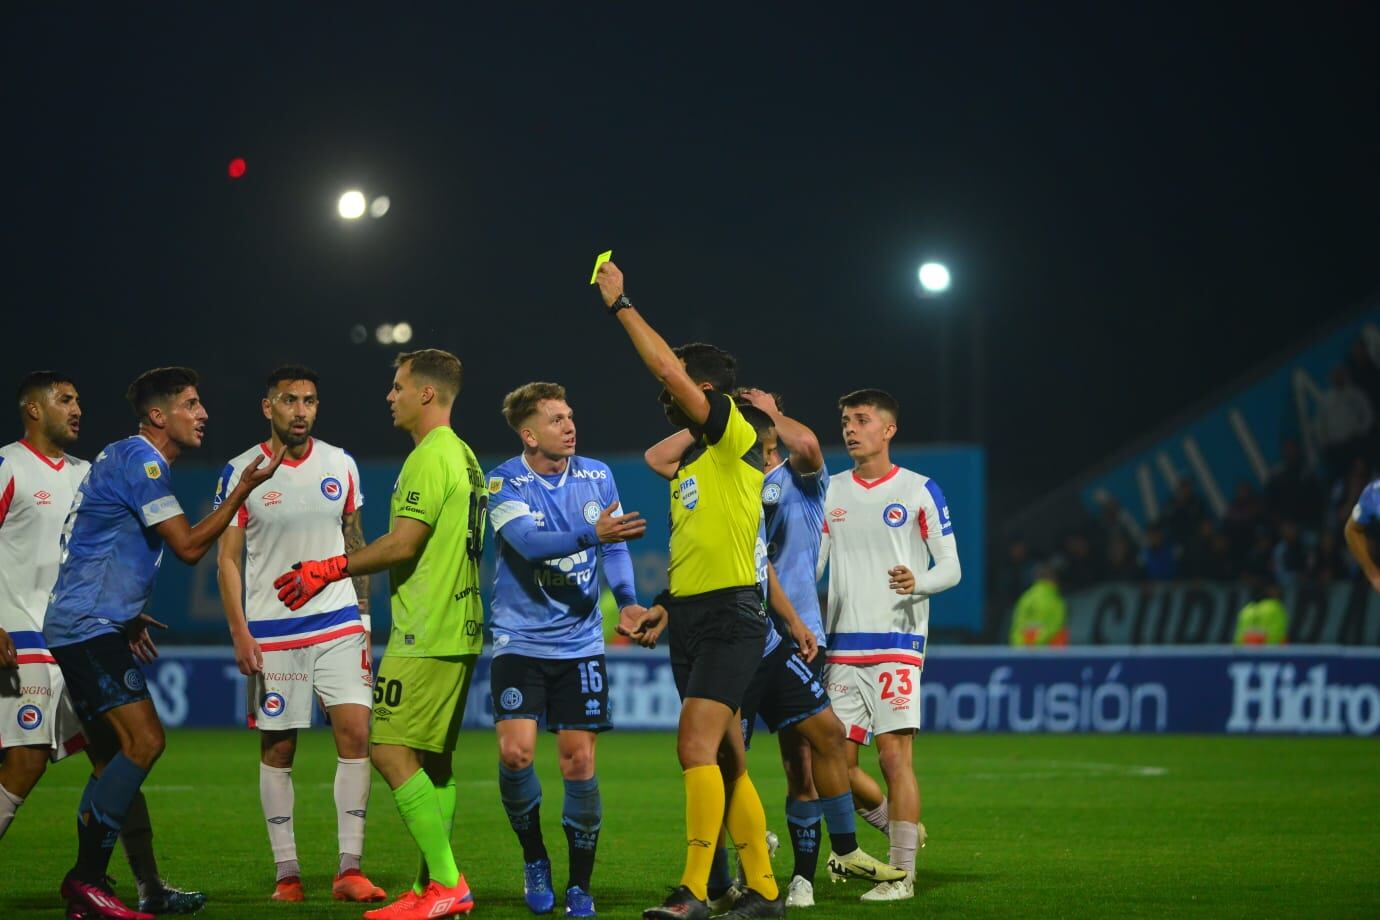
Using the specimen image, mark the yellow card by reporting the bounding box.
[589,250,613,284]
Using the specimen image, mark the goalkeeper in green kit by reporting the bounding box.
[275,349,486,920]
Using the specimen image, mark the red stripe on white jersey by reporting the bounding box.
[258,623,365,652]
[0,477,14,528]
[826,652,925,668]
[16,652,57,665]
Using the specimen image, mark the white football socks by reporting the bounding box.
[888,820,919,876]
[335,756,370,873]
[0,781,24,839]
[858,800,889,833]
[259,763,298,879]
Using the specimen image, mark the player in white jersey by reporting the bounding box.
[817,389,961,902]
[214,366,384,904]
[1,371,206,915]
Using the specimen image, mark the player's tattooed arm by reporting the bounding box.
[342,510,371,614]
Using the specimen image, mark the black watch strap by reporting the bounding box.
[607,294,633,316]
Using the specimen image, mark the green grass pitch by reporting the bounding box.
[3,730,1377,918]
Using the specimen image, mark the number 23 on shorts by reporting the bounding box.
[877,667,914,699]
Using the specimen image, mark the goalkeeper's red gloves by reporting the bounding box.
[274,555,349,611]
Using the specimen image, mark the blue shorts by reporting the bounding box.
[50,632,151,724]
[740,640,829,750]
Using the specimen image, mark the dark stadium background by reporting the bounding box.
[4,5,1378,524]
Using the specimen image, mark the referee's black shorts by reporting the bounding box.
[667,585,767,711]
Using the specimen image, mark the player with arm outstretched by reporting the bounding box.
[817,388,960,902]
[43,367,282,920]
[640,406,905,911]
[214,365,384,904]
[273,349,485,920]
[594,260,781,920]
[486,381,647,917]
[0,371,206,916]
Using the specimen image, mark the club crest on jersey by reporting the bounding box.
[320,477,343,501]
[124,669,146,692]
[488,476,504,495]
[500,687,524,711]
[261,692,286,717]
[17,704,43,730]
[144,461,161,480]
[882,503,908,527]
[762,482,782,505]
[679,476,699,510]
[582,500,601,524]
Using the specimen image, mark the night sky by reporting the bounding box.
[5,5,1378,519]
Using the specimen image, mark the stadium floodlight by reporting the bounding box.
[370,195,391,218]
[338,190,367,220]
[375,323,395,344]
[392,321,413,343]
[918,261,951,294]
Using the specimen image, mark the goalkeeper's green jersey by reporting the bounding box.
[386,425,487,657]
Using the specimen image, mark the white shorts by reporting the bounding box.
[0,660,86,762]
[825,659,923,743]
[247,631,373,731]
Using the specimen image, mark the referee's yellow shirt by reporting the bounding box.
[668,391,764,597]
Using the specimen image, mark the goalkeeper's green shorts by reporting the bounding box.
[370,653,477,753]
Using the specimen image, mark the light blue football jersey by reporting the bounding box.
[762,460,828,645]
[487,455,634,660]
[757,514,782,658]
[1353,479,1380,525]
[44,436,185,648]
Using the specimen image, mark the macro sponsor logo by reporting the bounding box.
[262,490,284,507]
[922,665,1169,733]
[535,551,593,587]
[1226,663,1380,735]
[34,490,52,505]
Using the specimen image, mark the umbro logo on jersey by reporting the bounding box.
[829,507,847,520]
[33,490,52,505]
[262,491,284,506]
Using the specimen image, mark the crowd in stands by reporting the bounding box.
[1001,332,1380,605]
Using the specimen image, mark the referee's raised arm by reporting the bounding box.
[595,261,712,427]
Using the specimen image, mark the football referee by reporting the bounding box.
[597,262,781,920]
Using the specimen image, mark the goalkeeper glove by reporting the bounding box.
[274,554,349,611]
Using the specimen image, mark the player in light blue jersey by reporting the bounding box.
[486,382,647,918]
[43,367,282,920]
[1343,478,1380,592]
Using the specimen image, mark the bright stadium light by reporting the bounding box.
[338,190,367,220]
[375,323,395,344]
[392,321,413,343]
[918,261,951,294]
[370,195,391,218]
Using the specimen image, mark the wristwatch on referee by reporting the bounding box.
[607,294,633,316]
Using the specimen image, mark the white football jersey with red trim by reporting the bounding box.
[0,440,88,656]
[821,464,956,667]
[214,438,364,650]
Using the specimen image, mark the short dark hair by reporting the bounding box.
[502,381,567,431]
[126,367,199,420]
[17,370,76,408]
[736,403,776,441]
[838,388,900,422]
[672,342,737,392]
[265,365,320,393]
[395,349,462,404]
